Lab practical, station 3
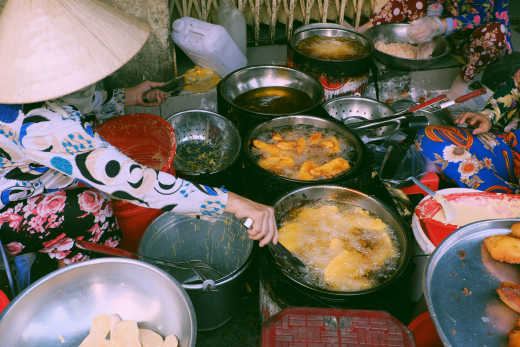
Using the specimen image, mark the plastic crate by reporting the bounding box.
[261,307,415,346]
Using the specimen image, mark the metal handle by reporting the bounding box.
[348,113,408,130]
[407,94,447,113]
[76,240,138,259]
[410,176,437,196]
[455,88,487,103]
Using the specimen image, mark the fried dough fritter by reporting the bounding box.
[271,133,284,142]
[296,161,318,180]
[258,156,295,173]
[320,136,341,154]
[309,132,323,144]
[511,223,520,238]
[296,137,306,155]
[498,282,520,314]
[509,328,520,347]
[484,235,520,264]
[310,158,351,178]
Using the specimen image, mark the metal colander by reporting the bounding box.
[322,96,398,142]
[167,110,241,175]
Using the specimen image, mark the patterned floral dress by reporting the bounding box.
[0,89,228,265]
[370,0,512,81]
[416,69,520,193]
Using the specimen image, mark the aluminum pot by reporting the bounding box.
[264,185,413,320]
[288,25,374,100]
[364,23,450,71]
[138,212,253,331]
[217,65,324,138]
[0,258,196,346]
[243,115,365,205]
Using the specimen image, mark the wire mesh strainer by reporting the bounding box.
[322,96,398,142]
[167,110,241,176]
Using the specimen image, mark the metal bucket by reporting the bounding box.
[138,212,253,331]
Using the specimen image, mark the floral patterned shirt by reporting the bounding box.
[427,0,512,52]
[0,89,228,217]
[482,70,520,131]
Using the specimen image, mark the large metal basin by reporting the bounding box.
[365,23,450,70]
[0,258,196,346]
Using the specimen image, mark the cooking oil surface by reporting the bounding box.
[296,35,368,60]
[233,86,313,114]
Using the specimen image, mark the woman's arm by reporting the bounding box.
[20,104,228,217]
[481,70,520,130]
[442,0,494,35]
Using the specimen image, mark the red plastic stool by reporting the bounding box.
[97,113,176,253]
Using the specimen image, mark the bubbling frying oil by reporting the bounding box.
[251,125,355,180]
[278,201,400,291]
[233,86,313,114]
[296,35,368,60]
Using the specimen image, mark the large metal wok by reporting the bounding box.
[270,185,411,297]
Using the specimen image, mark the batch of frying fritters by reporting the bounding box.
[253,131,351,180]
[484,223,520,347]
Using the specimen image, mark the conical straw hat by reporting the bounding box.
[0,0,151,104]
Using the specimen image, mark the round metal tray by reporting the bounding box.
[425,218,520,346]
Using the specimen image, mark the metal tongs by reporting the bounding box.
[76,240,222,290]
[347,88,488,131]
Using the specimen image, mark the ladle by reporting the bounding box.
[410,176,456,223]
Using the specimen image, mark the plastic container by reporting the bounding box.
[261,307,415,346]
[408,312,443,347]
[96,113,176,253]
[216,0,247,55]
[172,17,247,78]
[0,290,9,313]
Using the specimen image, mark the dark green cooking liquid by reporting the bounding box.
[233,86,313,114]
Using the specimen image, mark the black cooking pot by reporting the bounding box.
[265,185,414,322]
[242,115,365,205]
[217,65,325,138]
[288,25,374,99]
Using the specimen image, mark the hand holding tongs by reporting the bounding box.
[347,88,487,131]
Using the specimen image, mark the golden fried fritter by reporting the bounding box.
[271,133,284,142]
[310,158,351,178]
[296,137,306,155]
[296,161,318,180]
[253,139,281,156]
[276,141,297,151]
[509,328,520,347]
[320,136,341,154]
[309,132,323,144]
[498,282,520,314]
[512,223,520,238]
[484,235,520,264]
[258,156,295,173]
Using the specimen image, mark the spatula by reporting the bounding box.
[242,218,307,271]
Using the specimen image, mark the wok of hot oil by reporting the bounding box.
[252,126,354,180]
[233,86,313,114]
[278,201,400,291]
[296,35,368,60]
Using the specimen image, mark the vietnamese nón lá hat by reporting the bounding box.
[0,0,151,104]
